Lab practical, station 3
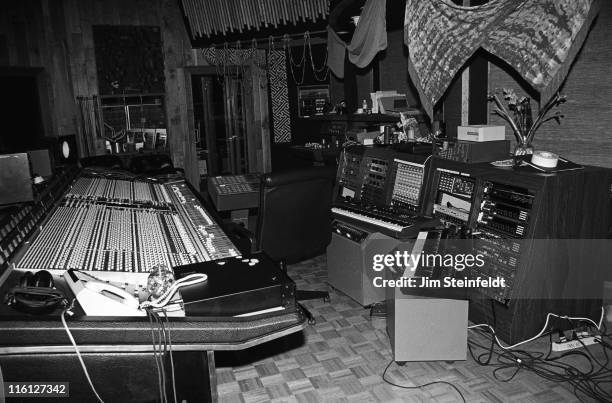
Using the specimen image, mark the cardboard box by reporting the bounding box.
[457,125,505,142]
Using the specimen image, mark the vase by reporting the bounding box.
[513,142,534,156]
[512,142,533,167]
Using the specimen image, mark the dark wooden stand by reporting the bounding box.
[0,271,305,402]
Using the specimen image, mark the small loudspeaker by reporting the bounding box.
[27,149,54,177]
[0,153,34,205]
[387,294,468,362]
[55,135,78,165]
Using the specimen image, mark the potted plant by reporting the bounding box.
[488,88,566,156]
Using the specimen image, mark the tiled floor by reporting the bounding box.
[214,255,611,403]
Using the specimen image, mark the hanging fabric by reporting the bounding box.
[404,0,600,118]
[327,26,347,78]
[326,0,387,78]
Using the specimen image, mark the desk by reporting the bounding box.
[0,271,306,402]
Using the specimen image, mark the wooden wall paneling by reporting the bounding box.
[0,33,8,66]
[378,30,407,96]
[183,69,195,170]
[69,32,85,96]
[256,65,271,173]
[30,1,55,138]
[244,67,257,172]
[0,5,7,64]
[3,5,19,66]
[181,70,199,187]
[487,1,612,168]
[534,1,612,168]
[65,0,82,35]
[137,0,159,26]
[99,0,114,25]
[12,15,29,66]
[25,0,43,67]
[49,0,78,137]
[160,0,198,185]
[117,0,134,25]
[442,71,463,138]
[245,64,259,173]
[79,3,98,99]
[40,0,61,137]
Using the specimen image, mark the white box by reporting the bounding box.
[457,125,505,142]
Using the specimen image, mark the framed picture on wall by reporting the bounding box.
[297,85,330,117]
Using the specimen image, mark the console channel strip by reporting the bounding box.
[66,176,172,206]
[390,159,425,213]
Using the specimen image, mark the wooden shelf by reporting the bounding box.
[301,111,426,123]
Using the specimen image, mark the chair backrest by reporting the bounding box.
[256,166,336,264]
[80,155,123,169]
[129,154,174,175]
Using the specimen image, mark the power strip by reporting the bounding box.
[552,335,601,352]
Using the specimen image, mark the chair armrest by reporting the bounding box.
[225,222,256,254]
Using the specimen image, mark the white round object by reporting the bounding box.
[531,151,558,168]
[62,140,70,159]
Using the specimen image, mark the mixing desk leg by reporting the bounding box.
[206,350,218,403]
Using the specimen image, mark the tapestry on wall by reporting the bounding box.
[268,50,291,143]
[404,0,600,118]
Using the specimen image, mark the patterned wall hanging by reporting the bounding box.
[268,50,291,143]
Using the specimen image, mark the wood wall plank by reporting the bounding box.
[488,1,612,168]
[0,0,270,182]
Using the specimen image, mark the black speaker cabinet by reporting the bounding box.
[0,153,33,205]
[27,148,54,177]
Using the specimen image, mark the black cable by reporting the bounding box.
[147,310,165,403]
[490,299,497,330]
[467,325,612,402]
[162,311,178,403]
[151,310,169,403]
[381,360,467,403]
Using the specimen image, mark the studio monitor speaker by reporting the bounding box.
[55,135,78,165]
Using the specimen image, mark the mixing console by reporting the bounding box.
[66,176,172,206]
[16,175,238,274]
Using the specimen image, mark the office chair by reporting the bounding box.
[128,154,176,175]
[254,166,336,305]
[79,155,123,169]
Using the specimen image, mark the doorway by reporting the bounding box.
[191,74,248,176]
[0,68,48,154]
[184,65,271,188]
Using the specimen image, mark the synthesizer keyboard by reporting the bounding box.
[331,205,439,239]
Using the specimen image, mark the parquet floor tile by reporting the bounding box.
[215,255,611,402]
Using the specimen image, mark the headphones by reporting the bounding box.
[5,270,67,314]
